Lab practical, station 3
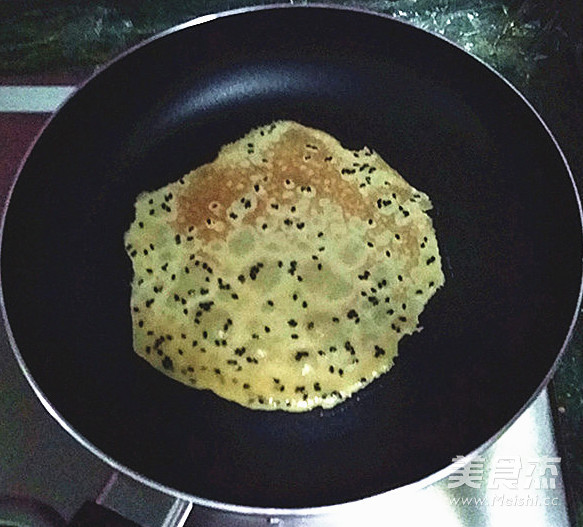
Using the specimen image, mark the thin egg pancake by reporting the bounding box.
[124,121,444,411]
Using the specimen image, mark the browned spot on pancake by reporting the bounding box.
[172,125,375,243]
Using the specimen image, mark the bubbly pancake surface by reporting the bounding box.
[124,121,444,411]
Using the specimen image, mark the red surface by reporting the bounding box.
[0,113,49,208]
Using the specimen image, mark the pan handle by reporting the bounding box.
[68,501,141,526]
[70,471,192,527]
[68,500,192,527]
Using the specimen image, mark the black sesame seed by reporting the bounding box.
[347,309,359,319]
[162,356,174,370]
[198,301,214,312]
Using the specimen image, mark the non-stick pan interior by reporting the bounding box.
[2,7,581,508]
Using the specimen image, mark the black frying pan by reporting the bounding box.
[1,5,581,510]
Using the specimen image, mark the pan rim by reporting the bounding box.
[1,2,582,516]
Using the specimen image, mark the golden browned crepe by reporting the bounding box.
[124,121,444,411]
